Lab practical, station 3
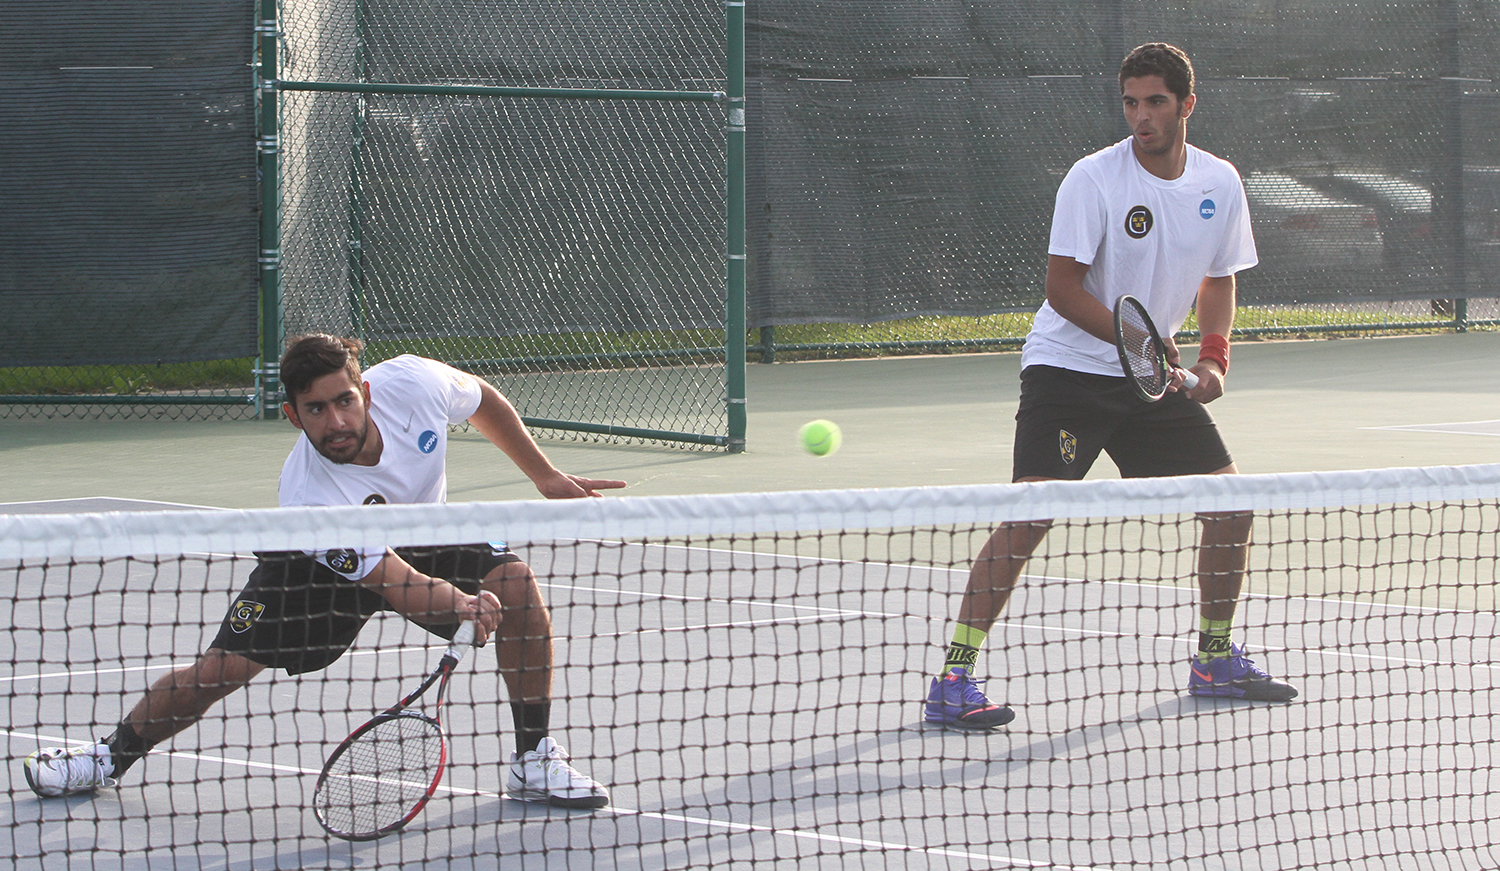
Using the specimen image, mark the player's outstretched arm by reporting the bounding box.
[466,378,626,499]
[360,551,503,643]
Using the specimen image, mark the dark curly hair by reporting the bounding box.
[1119,43,1194,103]
[280,334,364,403]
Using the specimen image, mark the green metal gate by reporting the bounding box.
[257,0,746,450]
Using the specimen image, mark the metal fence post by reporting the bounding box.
[256,0,283,420]
[725,0,748,452]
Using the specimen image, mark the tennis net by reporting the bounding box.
[3,463,1499,870]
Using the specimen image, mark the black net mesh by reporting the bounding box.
[6,466,1500,867]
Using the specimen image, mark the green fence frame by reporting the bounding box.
[257,2,747,450]
[255,0,282,420]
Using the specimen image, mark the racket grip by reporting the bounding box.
[445,620,478,661]
[1180,369,1199,390]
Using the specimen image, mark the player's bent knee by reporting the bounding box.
[484,558,533,583]
[482,561,546,608]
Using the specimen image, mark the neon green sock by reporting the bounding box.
[1197,618,1234,663]
[940,624,988,676]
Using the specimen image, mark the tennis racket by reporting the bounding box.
[313,620,479,841]
[1113,294,1199,402]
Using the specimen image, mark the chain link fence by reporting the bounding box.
[6,1,1499,425]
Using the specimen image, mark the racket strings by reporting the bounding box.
[1118,305,1167,393]
[316,713,447,836]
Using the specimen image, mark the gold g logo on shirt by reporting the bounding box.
[229,600,265,634]
[1125,205,1153,239]
[1059,429,1078,464]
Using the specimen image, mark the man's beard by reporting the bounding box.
[316,420,369,464]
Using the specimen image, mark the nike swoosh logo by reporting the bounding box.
[402,411,415,433]
[1201,188,1217,195]
[1190,665,1215,682]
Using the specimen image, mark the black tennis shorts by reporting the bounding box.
[209,544,522,675]
[1012,365,1234,481]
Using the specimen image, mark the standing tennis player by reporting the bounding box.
[25,334,624,807]
[924,43,1298,731]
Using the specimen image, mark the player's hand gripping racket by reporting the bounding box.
[1113,294,1199,402]
[313,620,479,841]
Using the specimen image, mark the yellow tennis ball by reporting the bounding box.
[799,419,842,456]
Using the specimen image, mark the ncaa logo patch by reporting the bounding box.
[326,549,361,575]
[229,600,265,634]
[1059,430,1077,465]
[1125,205,1153,239]
[1200,199,1217,220]
[418,430,439,454]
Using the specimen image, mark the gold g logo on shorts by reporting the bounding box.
[1059,429,1077,465]
[229,600,265,634]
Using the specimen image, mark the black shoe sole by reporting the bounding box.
[925,707,1017,731]
[1189,681,1300,703]
[508,790,610,810]
[1233,682,1300,702]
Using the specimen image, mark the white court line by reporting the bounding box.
[1,727,1111,871]
[544,539,1496,670]
[0,644,456,686]
[540,577,870,618]
[601,537,1489,615]
[8,539,1484,689]
[0,496,224,513]
[1364,420,1500,437]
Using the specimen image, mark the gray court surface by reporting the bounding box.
[3,333,1500,870]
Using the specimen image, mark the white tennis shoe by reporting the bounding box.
[23,743,116,797]
[506,737,609,809]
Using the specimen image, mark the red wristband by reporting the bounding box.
[1198,333,1230,374]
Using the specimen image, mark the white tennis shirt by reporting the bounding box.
[1021,137,1258,376]
[278,354,483,579]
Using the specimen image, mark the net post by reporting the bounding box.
[724,0,748,453]
[256,0,283,421]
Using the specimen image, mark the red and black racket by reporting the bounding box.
[1113,294,1199,402]
[313,620,478,840]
